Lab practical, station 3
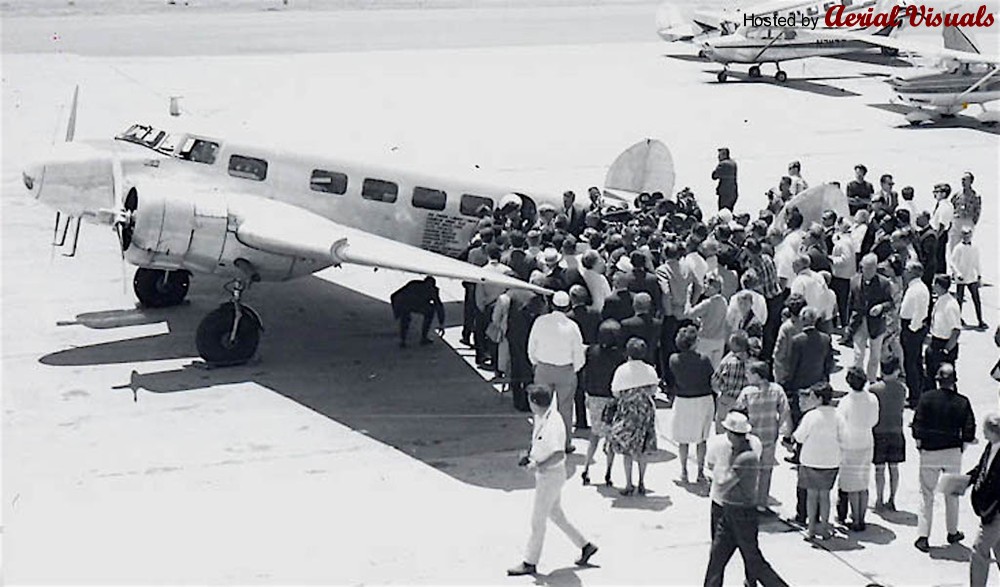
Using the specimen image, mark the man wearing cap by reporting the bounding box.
[931,183,955,272]
[788,161,808,196]
[704,412,787,587]
[847,164,874,215]
[912,363,976,553]
[926,274,962,389]
[712,148,739,212]
[528,291,587,452]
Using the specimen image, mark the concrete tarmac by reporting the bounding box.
[3,5,999,585]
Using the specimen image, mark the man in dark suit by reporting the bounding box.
[390,276,445,347]
[601,272,634,323]
[847,253,895,382]
[561,190,586,236]
[965,413,1000,586]
[782,307,834,421]
[568,284,601,430]
[620,293,662,366]
[916,212,939,287]
[507,288,546,411]
[712,147,739,211]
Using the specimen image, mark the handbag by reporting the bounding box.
[601,397,618,425]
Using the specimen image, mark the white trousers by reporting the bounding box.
[917,448,962,537]
[853,322,885,382]
[524,463,587,565]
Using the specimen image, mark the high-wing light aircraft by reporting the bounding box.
[701,1,905,83]
[815,25,1000,124]
[24,92,672,365]
[657,0,900,44]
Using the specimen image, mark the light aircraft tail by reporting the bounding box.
[871,0,906,37]
[942,25,981,54]
[603,139,675,204]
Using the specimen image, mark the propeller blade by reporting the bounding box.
[64,85,79,143]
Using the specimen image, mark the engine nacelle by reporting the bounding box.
[124,181,230,275]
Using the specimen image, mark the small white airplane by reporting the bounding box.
[816,25,1000,124]
[701,0,905,82]
[24,91,672,365]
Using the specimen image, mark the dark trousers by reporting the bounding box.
[473,302,496,365]
[935,231,948,277]
[511,381,530,412]
[763,292,786,360]
[925,337,958,390]
[574,378,588,429]
[956,282,984,324]
[796,487,807,522]
[399,310,433,342]
[831,277,850,329]
[900,320,926,406]
[705,505,789,587]
[462,283,476,341]
[837,490,849,523]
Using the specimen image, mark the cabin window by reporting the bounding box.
[411,186,447,211]
[460,194,493,217]
[784,29,798,40]
[362,178,398,203]
[823,2,835,10]
[180,138,220,165]
[807,6,819,15]
[310,169,349,195]
[228,154,268,181]
[842,0,853,6]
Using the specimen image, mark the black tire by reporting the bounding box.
[717,71,728,83]
[134,268,190,308]
[775,70,788,83]
[881,47,899,57]
[748,65,761,78]
[196,302,261,366]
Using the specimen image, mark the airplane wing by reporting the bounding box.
[231,194,553,295]
[810,28,1000,64]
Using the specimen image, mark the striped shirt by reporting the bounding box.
[712,352,749,400]
[743,253,782,298]
[734,382,792,444]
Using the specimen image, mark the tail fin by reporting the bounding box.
[603,139,675,204]
[942,25,981,53]
[872,0,905,36]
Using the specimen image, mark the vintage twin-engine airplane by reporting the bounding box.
[702,1,903,82]
[816,25,1000,124]
[24,91,672,366]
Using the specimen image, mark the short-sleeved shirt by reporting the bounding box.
[706,432,762,504]
[794,405,842,468]
[930,293,961,339]
[735,382,791,444]
[718,449,761,507]
[530,407,566,470]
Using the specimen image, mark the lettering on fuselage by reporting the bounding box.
[421,212,475,257]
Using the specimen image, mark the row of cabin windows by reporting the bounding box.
[217,151,493,217]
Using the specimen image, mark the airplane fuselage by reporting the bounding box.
[887,68,1000,109]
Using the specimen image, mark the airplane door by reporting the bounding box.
[516,193,537,227]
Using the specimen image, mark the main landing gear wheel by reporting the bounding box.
[196,301,262,366]
[881,47,899,57]
[748,65,761,78]
[775,70,788,83]
[717,70,728,82]
[134,268,190,308]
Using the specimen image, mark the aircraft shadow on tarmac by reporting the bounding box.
[870,103,1000,135]
[39,274,543,491]
[704,71,864,98]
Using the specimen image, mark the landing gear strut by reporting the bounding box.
[196,277,263,366]
[774,63,787,83]
[717,68,729,82]
[134,268,191,308]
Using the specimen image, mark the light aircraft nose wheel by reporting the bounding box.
[134,268,191,308]
[196,300,262,366]
[717,70,728,83]
[748,66,761,78]
[775,70,788,83]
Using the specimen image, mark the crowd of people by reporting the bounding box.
[389,153,997,585]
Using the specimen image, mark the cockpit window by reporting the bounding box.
[179,138,220,165]
[116,124,167,149]
[228,154,268,181]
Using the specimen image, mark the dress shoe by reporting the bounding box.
[850,521,866,532]
[914,536,930,552]
[575,542,598,566]
[947,531,965,544]
[885,500,896,512]
[565,445,576,454]
[784,455,800,465]
[506,562,537,576]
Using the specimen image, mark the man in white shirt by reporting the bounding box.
[789,254,826,311]
[788,161,808,195]
[926,274,961,391]
[930,183,955,272]
[950,226,986,330]
[508,385,597,576]
[528,291,586,452]
[899,261,931,407]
